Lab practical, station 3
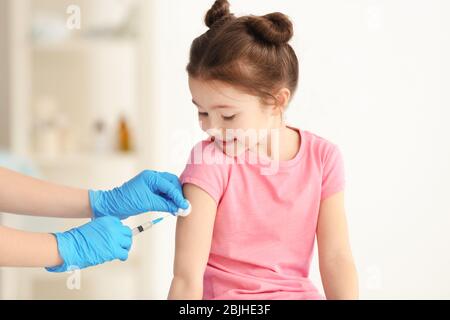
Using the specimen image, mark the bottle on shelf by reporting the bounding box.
[117,114,132,153]
[92,118,111,154]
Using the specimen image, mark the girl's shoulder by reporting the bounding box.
[300,130,346,199]
[299,129,343,164]
[301,130,337,150]
[302,129,337,147]
[180,139,231,205]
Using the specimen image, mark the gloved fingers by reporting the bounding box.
[120,225,133,237]
[117,248,130,262]
[104,216,121,224]
[119,235,133,251]
[150,194,179,214]
[159,172,183,193]
[154,175,189,210]
[117,224,133,250]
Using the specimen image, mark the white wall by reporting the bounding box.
[144,0,450,299]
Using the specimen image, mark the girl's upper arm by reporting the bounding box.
[316,191,353,262]
[173,183,217,281]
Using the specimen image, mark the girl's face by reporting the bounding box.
[188,77,282,156]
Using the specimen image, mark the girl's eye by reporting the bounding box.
[222,115,236,121]
[198,112,208,117]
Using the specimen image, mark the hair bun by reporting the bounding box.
[246,12,294,45]
[205,0,232,28]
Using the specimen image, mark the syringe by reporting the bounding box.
[132,217,164,236]
[132,201,192,236]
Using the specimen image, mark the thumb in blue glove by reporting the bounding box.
[46,217,132,272]
[89,170,189,220]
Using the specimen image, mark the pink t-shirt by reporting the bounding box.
[180,126,345,300]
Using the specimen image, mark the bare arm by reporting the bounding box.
[317,191,359,299]
[168,183,217,300]
[0,225,62,267]
[0,167,92,218]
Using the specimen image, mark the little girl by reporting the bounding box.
[168,0,358,300]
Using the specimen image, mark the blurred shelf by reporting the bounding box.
[31,37,137,53]
[30,152,140,189]
[31,152,138,168]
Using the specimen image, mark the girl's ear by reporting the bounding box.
[275,88,291,109]
[269,88,291,116]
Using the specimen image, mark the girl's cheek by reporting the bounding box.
[231,117,252,130]
[199,118,210,131]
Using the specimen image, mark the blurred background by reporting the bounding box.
[0,0,449,299]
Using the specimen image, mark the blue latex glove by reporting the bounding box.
[46,217,132,273]
[89,170,188,220]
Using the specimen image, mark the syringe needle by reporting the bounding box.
[132,217,164,236]
[131,201,192,236]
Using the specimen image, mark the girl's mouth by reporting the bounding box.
[210,136,238,144]
[211,136,241,154]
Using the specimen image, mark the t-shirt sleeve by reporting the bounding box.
[321,143,346,201]
[179,141,229,205]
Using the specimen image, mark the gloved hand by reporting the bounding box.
[89,170,188,220]
[46,217,132,273]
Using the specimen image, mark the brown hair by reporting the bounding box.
[187,0,299,105]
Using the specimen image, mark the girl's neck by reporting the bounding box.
[258,125,301,162]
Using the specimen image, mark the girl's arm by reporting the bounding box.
[168,183,217,300]
[0,225,62,267]
[317,191,359,299]
[0,167,91,218]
